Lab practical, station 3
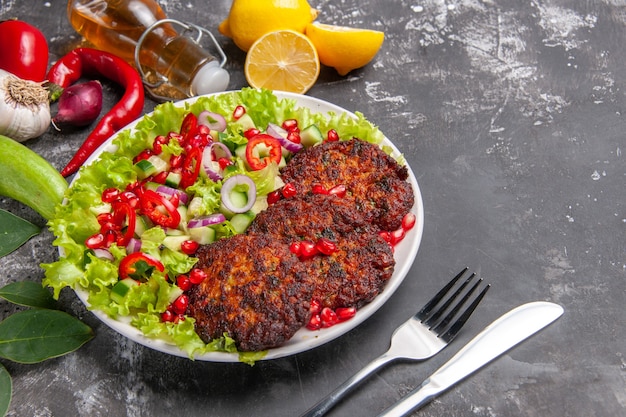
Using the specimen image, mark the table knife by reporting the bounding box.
[377,301,564,417]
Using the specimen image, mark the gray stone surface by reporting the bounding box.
[0,0,624,416]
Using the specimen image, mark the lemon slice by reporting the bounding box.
[244,30,320,94]
[305,22,385,76]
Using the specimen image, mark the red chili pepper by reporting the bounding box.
[245,134,282,171]
[179,112,197,139]
[119,252,165,281]
[140,189,181,228]
[111,201,136,247]
[179,147,202,189]
[46,48,145,177]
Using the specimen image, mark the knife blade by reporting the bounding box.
[377,301,564,417]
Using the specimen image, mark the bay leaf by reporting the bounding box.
[0,281,56,309]
[0,209,40,257]
[0,363,10,417]
[0,309,93,364]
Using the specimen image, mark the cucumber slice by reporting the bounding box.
[110,279,139,304]
[230,211,256,234]
[162,235,191,251]
[188,226,216,244]
[300,124,324,147]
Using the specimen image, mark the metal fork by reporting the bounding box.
[300,268,490,417]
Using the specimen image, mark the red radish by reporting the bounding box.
[52,80,103,128]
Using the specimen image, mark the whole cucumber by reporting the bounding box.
[0,135,67,220]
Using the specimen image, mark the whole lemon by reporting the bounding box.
[219,0,319,52]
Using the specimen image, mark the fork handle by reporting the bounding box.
[301,354,395,417]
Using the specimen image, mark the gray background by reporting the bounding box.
[0,0,624,416]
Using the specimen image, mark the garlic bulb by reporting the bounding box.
[0,68,51,142]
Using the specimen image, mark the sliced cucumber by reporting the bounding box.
[188,226,216,244]
[110,279,139,304]
[233,113,256,132]
[134,155,168,179]
[162,235,191,251]
[230,211,256,234]
[300,124,324,147]
[165,172,182,188]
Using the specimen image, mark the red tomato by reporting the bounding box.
[0,20,49,81]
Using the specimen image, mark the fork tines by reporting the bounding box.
[416,267,490,343]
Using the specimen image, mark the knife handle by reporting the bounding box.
[377,379,440,417]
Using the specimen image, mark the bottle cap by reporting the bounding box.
[191,61,230,96]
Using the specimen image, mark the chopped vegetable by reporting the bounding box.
[0,69,51,142]
[245,133,282,170]
[118,252,165,281]
[47,47,145,177]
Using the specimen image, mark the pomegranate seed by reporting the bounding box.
[281,183,297,199]
[85,233,105,249]
[282,119,299,132]
[152,171,168,184]
[267,190,282,205]
[161,310,176,322]
[336,306,357,321]
[309,299,321,315]
[176,275,192,291]
[390,228,406,245]
[402,212,416,231]
[133,149,153,163]
[96,213,114,226]
[189,268,207,284]
[170,154,184,169]
[289,241,302,256]
[299,240,318,259]
[233,105,246,120]
[378,230,392,244]
[326,129,339,142]
[306,313,322,330]
[101,187,120,203]
[218,157,233,170]
[181,240,199,255]
[243,128,260,139]
[171,294,189,315]
[328,184,347,198]
[287,130,301,144]
[316,237,337,255]
[320,307,339,327]
[152,142,163,155]
[174,314,186,323]
[311,184,328,195]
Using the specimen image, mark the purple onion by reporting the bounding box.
[52,80,103,127]
[220,174,256,214]
[156,185,189,205]
[198,110,227,132]
[266,123,303,153]
[92,248,114,260]
[125,238,142,254]
[202,142,233,181]
[187,213,227,228]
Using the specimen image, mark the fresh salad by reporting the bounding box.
[42,88,394,362]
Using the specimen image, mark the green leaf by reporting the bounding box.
[0,363,11,417]
[0,282,56,309]
[0,209,40,257]
[0,309,93,364]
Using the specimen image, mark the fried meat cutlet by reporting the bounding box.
[186,234,314,352]
[247,193,395,310]
[280,138,414,231]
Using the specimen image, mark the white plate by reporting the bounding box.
[69,91,424,362]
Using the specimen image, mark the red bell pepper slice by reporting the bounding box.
[245,134,282,171]
[119,252,165,281]
[140,189,181,228]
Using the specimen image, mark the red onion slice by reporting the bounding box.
[187,213,227,228]
[198,110,227,132]
[92,248,114,260]
[221,174,256,214]
[202,142,233,182]
[125,238,142,254]
[156,185,189,205]
[266,123,303,153]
